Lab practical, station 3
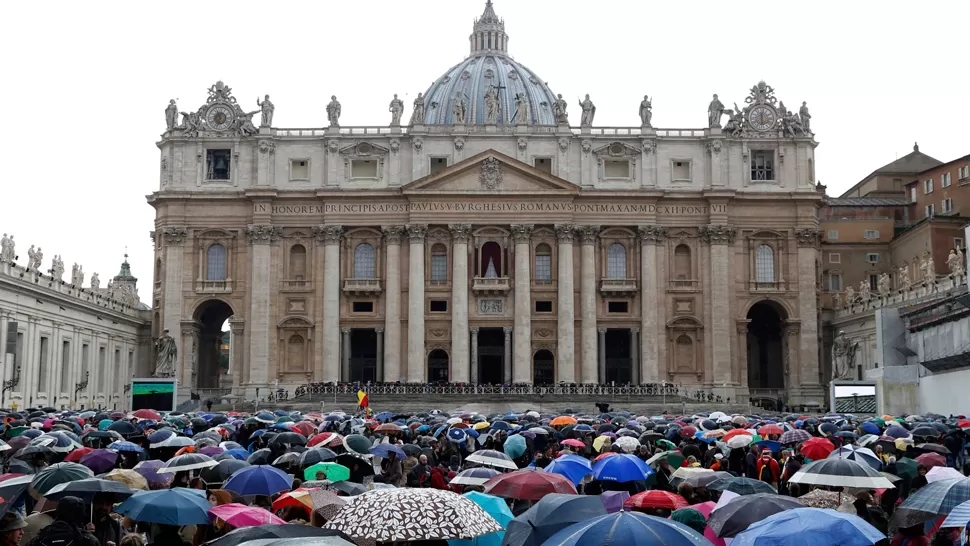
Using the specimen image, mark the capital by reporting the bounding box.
[576,225,600,245]
[161,227,188,246]
[637,225,667,245]
[406,224,428,243]
[554,224,575,243]
[699,224,737,245]
[448,223,473,243]
[470,327,480,334]
[341,328,351,334]
[510,224,534,244]
[375,327,384,334]
[794,228,822,248]
[245,224,282,245]
[314,225,344,245]
[381,225,405,245]
[503,326,513,336]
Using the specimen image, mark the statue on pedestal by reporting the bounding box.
[639,95,652,127]
[388,94,404,126]
[832,331,859,380]
[512,93,530,125]
[256,94,274,127]
[878,272,891,296]
[326,95,342,126]
[27,246,42,270]
[844,286,855,307]
[553,94,568,124]
[578,94,596,127]
[0,234,14,263]
[452,92,467,124]
[484,86,499,124]
[859,279,871,302]
[832,291,841,309]
[51,255,64,281]
[90,272,100,290]
[949,248,965,277]
[154,329,178,378]
[707,94,725,128]
[799,102,812,133]
[165,100,178,130]
[899,264,911,290]
[921,250,936,283]
[71,263,84,287]
[410,93,425,125]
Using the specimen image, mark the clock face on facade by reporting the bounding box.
[747,105,776,131]
[206,105,235,131]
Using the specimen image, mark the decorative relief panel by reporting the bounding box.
[479,299,504,314]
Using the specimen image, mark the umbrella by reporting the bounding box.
[543,454,593,486]
[79,449,119,474]
[916,443,951,455]
[684,471,733,489]
[940,499,970,529]
[271,432,308,448]
[624,490,688,511]
[452,467,501,486]
[467,449,517,471]
[798,489,842,509]
[670,467,713,482]
[891,477,970,528]
[884,425,910,439]
[502,494,607,546]
[304,462,350,482]
[543,511,709,546]
[324,488,502,542]
[788,458,895,489]
[732,507,885,546]
[103,469,149,491]
[158,453,217,473]
[707,476,777,495]
[223,465,292,496]
[915,452,945,468]
[483,469,576,501]
[132,409,162,420]
[600,490,630,514]
[328,481,367,496]
[550,416,577,426]
[828,445,881,471]
[450,491,514,546]
[758,425,783,436]
[107,441,144,453]
[200,459,251,485]
[505,435,527,459]
[44,478,134,503]
[799,437,835,460]
[368,443,406,460]
[926,466,964,483]
[342,434,371,455]
[247,448,274,465]
[204,525,353,546]
[115,488,213,525]
[592,453,654,483]
[779,429,811,445]
[299,448,339,467]
[134,460,174,489]
[727,435,754,449]
[0,475,33,511]
[706,493,804,537]
[209,503,286,526]
[107,421,136,436]
[30,462,94,498]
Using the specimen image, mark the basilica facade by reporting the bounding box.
[151,1,824,405]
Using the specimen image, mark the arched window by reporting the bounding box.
[607,243,627,279]
[755,244,775,283]
[534,244,552,281]
[674,245,691,280]
[430,243,448,282]
[206,244,227,281]
[354,243,375,279]
[289,244,307,280]
[481,241,502,277]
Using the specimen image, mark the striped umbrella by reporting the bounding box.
[788,458,895,489]
[827,445,881,470]
[778,429,811,444]
[891,477,970,529]
[940,499,970,529]
[451,467,500,486]
[467,449,517,470]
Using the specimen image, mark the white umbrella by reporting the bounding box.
[671,467,713,481]
[466,449,517,470]
[727,435,754,449]
[157,453,218,474]
[615,436,640,453]
[926,466,964,483]
[789,458,895,489]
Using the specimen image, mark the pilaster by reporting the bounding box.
[554,224,575,383]
[449,224,472,383]
[406,224,428,382]
[510,224,533,383]
[578,225,599,383]
[246,224,282,389]
[700,224,737,385]
[315,224,344,382]
[638,225,666,383]
[381,225,404,382]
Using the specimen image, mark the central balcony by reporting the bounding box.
[195,280,232,294]
[343,278,381,296]
[599,278,638,296]
[472,276,511,295]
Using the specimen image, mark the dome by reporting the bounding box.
[420,1,558,126]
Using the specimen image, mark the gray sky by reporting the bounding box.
[1,0,967,303]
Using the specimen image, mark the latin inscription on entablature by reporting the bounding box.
[256,202,727,216]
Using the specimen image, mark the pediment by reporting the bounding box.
[403,150,578,195]
[592,141,641,157]
[339,141,389,157]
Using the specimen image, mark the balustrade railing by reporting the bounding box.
[290,382,729,401]
[271,126,710,139]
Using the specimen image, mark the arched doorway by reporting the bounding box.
[194,300,233,389]
[428,349,449,383]
[533,350,554,385]
[747,302,785,393]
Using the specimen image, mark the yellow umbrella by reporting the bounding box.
[103,469,149,490]
[473,422,491,431]
[593,435,611,452]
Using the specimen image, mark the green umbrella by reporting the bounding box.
[303,462,350,482]
[30,462,94,499]
[671,507,707,535]
[657,439,677,451]
[872,418,886,427]
[343,434,372,455]
[275,416,294,424]
[894,457,918,479]
[6,426,29,438]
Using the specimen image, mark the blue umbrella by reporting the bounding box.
[449,491,513,546]
[223,465,292,496]
[544,454,592,486]
[115,488,212,525]
[369,443,406,459]
[504,435,527,459]
[572,424,593,433]
[147,429,176,448]
[374,412,394,422]
[733,507,885,546]
[223,448,250,460]
[592,453,655,483]
[491,421,512,431]
[502,494,606,546]
[108,441,144,453]
[448,429,468,443]
[544,511,708,546]
[755,440,781,453]
[861,422,880,435]
[884,425,910,439]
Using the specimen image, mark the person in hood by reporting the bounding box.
[27,497,99,546]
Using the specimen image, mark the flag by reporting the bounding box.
[357,389,369,408]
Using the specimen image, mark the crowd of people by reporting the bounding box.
[1,403,969,546]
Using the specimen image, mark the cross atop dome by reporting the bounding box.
[470,0,508,55]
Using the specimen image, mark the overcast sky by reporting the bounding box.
[1,0,967,303]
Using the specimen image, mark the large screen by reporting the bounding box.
[130,379,177,412]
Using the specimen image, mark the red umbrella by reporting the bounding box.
[374,423,403,434]
[800,437,835,460]
[561,439,585,448]
[723,429,752,442]
[482,469,577,501]
[65,447,95,463]
[625,490,689,511]
[132,409,161,420]
[594,452,617,462]
[758,425,784,436]
[915,452,946,468]
[679,426,697,438]
[308,432,343,448]
[289,422,315,437]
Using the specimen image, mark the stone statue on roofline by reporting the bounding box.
[410,93,425,125]
[257,94,274,127]
[832,331,859,380]
[327,95,341,127]
[639,95,652,127]
[948,248,965,277]
[389,93,404,126]
[165,99,178,130]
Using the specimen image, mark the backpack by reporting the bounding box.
[33,521,84,546]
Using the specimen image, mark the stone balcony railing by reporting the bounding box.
[343,278,381,295]
[272,126,713,139]
[669,279,699,290]
[473,276,511,295]
[281,279,313,292]
[599,278,638,296]
[196,280,232,293]
[832,274,967,319]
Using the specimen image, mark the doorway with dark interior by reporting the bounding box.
[350,329,377,383]
[428,349,449,383]
[194,300,233,390]
[747,302,785,391]
[477,328,505,384]
[605,329,632,384]
[533,349,554,385]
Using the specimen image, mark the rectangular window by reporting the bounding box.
[942,198,953,213]
[924,178,934,194]
[942,172,951,187]
[205,149,231,180]
[829,273,842,291]
[98,346,106,392]
[910,187,917,203]
[870,274,879,291]
[925,203,936,217]
[827,230,839,240]
[429,157,448,174]
[429,300,448,313]
[607,301,629,313]
[60,340,70,394]
[959,166,969,180]
[863,230,880,239]
[956,238,964,249]
[38,336,49,391]
[604,159,630,179]
[671,160,691,181]
[351,159,378,179]
[352,301,374,313]
[867,253,880,263]
[290,159,309,180]
[535,301,553,313]
[533,157,552,173]
[114,349,121,394]
[430,254,448,282]
[829,253,841,264]
[81,343,89,378]
[534,255,552,281]
[751,152,774,181]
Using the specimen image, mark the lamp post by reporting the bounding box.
[1,364,21,407]
[74,371,90,409]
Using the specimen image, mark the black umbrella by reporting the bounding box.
[271,432,308,447]
[0,475,33,512]
[7,458,34,474]
[107,421,136,436]
[912,426,940,438]
[299,448,338,467]
[335,453,375,480]
[204,524,353,546]
[17,445,55,458]
[401,444,422,457]
[247,448,273,465]
[44,478,134,503]
[328,480,367,496]
[200,459,250,484]
[707,493,804,537]
[503,494,606,546]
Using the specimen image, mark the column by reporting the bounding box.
[317,225,343,382]
[598,328,607,383]
[578,226,599,383]
[406,224,428,382]
[701,224,736,384]
[381,226,404,383]
[511,224,533,384]
[228,318,245,393]
[161,227,186,379]
[795,228,822,394]
[736,320,751,388]
[449,224,472,383]
[638,225,666,382]
[502,327,512,384]
[341,328,351,381]
[375,328,384,382]
[246,225,281,390]
[630,328,640,385]
[470,327,479,384]
[555,224,575,383]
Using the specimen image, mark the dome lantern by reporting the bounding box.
[470,0,508,55]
